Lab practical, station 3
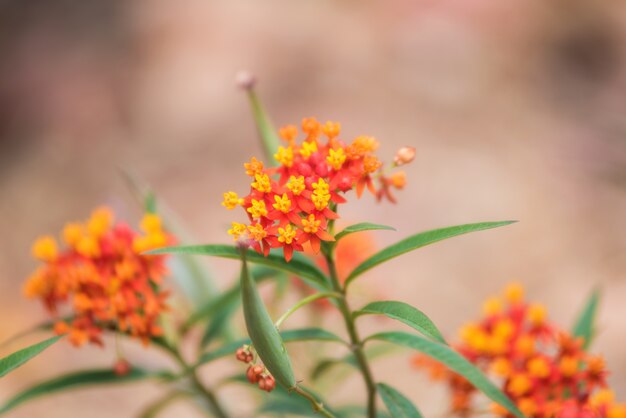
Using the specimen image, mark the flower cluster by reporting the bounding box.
[222,117,411,261]
[236,345,276,392]
[412,283,625,418]
[23,207,172,347]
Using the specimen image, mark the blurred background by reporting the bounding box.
[1,0,626,417]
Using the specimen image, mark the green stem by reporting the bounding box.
[324,239,377,418]
[292,386,337,418]
[167,345,230,418]
[274,292,342,329]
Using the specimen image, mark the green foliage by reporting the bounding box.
[0,368,165,414]
[310,345,395,382]
[366,331,523,418]
[334,223,396,242]
[148,244,329,290]
[0,336,63,378]
[185,265,281,330]
[354,301,446,344]
[240,254,297,389]
[344,221,516,287]
[572,287,601,350]
[138,391,190,418]
[377,383,423,418]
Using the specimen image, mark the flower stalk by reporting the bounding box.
[324,218,378,418]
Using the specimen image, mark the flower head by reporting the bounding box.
[412,283,624,418]
[223,119,406,261]
[24,208,172,347]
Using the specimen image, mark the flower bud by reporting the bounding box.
[394,146,416,166]
[258,375,275,392]
[235,70,256,91]
[389,172,406,189]
[113,359,131,376]
[246,365,264,384]
[236,347,249,363]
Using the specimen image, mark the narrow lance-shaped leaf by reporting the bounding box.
[377,383,423,418]
[366,331,524,418]
[345,221,516,287]
[334,223,396,242]
[0,335,63,378]
[354,301,446,344]
[239,249,296,389]
[572,287,601,351]
[0,368,164,415]
[148,244,329,290]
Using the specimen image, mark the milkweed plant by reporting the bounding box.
[1,73,624,418]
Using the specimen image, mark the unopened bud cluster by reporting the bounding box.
[236,345,276,393]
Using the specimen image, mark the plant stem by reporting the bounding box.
[167,345,230,418]
[324,247,377,418]
[292,386,337,418]
[274,292,342,329]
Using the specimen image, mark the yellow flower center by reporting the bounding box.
[222,191,243,210]
[302,214,321,234]
[247,199,268,218]
[244,157,264,176]
[272,193,292,214]
[251,173,272,193]
[278,224,297,245]
[287,175,305,195]
[32,236,59,261]
[274,146,294,167]
[248,224,267,241]
[326,147,346,170]
[228,222,248,241]
[299,141,318,158]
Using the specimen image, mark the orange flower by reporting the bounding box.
[412,283,624,417]
[24,208,172,347]
[223,119,406,261]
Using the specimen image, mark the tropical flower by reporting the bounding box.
[23,208,172,347]
[223,117,410,261]
[412,283,625,418]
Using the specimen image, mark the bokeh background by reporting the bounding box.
[1,0,626,417]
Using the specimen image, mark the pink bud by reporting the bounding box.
[394,146,416,166]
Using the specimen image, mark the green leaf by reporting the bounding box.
[354,301,446,344]
[240,254,296,389]
[197,268,286,350]
[0,336,63,378]
[334,223,396,242]
[148,244,329,290]
[185,265,281,330]
[572,287,601,350]
[144,190,157,214]
[377,383,423,418]
[196,328,346,367]
[366,332,523,418]
[138,391,190,418]
[345,221,516,287]
[120,169,218,305]
[246,90,281,166]
[0,368,162,414]
[311,344,395,381]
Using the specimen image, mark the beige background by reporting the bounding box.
[1,1,626,417]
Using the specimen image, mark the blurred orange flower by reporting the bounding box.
[24,208,172,347]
